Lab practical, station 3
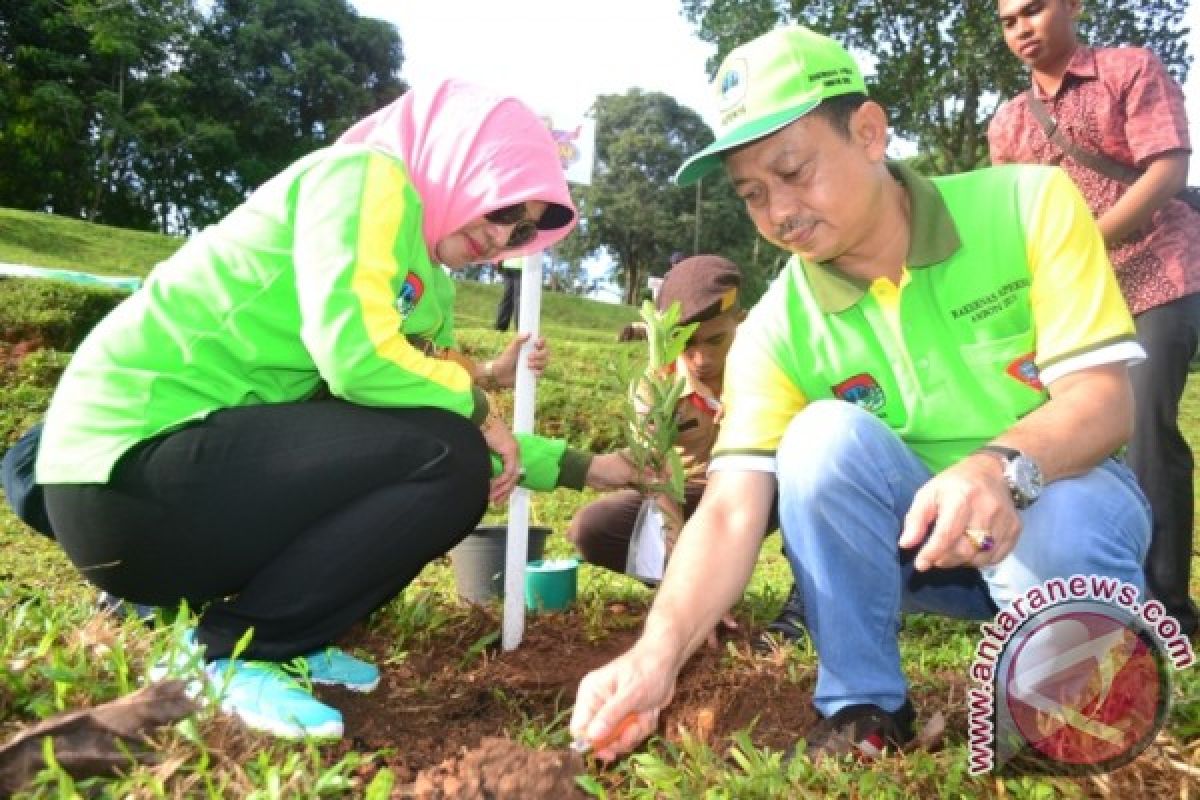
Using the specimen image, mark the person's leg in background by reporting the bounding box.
[567,483,705,575]
[512,269,521,329]
[495,268,519,331]
[1126,292,1200,635]
[753,499,806,652]
[566,489,644,573]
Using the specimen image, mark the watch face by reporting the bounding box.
[1010,455,1043,506]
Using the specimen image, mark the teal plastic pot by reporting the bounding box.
[450,525,550,604]
[524,558,579,612]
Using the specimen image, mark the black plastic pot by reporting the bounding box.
[449,525,550,604]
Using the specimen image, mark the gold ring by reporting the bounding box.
[964,528,996,552]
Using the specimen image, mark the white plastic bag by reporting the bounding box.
[625,496,667,584]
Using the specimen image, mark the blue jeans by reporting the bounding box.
[776,400,1151,717]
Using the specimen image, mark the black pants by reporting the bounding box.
[1127,292,1200,634]
[495,269,520,331]
[44,401,490,660]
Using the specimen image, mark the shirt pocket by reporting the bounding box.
[957,331,1045,424]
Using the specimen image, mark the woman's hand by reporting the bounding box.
[489,333,548,388]
[481,415,521,504]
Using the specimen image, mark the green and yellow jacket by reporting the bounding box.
[37,145,588,491]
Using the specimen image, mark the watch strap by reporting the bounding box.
[976,444,1041,509]
[977,444,1021,462]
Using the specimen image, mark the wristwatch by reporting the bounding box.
[977,445,1043,509]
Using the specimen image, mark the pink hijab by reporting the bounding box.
[338,79,577,259]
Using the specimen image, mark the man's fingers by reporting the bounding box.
[898,489,937,550]
[592,711,654,761]
[914,497,969,571]
[583,697,655,760]
[570,670,615,741]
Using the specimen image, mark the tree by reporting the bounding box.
[181,0,406,224]
[0,0,405,232]
[557,89,776,305]
[0,0,195,225]
[84,0,210,229]
[681,0,1192,173]
[542,249,597,296]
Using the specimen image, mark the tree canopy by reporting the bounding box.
[681,0,1192,173]
[0,0,405,232]
[557,89,784,305]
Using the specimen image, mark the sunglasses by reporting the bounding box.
[484,204,540,249]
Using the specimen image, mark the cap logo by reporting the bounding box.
[718,59,748,110]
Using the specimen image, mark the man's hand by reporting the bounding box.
[898,453,1021,571]
[491,333,548,387]
[481,415,521,504]
[584,451,640,491]
[569,644,676,761]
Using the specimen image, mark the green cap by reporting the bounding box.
[674,25,867,187]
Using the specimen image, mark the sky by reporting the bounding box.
[354,1,1200,184]
[351,1,719,131]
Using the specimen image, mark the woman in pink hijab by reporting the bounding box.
[34,80,634,739]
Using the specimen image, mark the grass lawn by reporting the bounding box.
[0,209,1196,798]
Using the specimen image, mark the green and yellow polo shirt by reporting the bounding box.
[711,163,1142,476]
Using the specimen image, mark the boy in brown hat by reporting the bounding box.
[566,254,806,645]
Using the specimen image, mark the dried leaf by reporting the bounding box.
[0,680,197,795]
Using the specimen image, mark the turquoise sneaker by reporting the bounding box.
[288,646,380,693]
[206,659,343,739]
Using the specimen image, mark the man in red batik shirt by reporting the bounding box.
[990,0,1200,634]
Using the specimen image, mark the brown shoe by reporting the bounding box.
[802,701,916,762]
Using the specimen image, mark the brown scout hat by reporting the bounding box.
[657,255,742,325]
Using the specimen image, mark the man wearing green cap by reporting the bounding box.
[570,25,1150,761]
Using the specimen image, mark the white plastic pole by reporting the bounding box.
[501,250,544,651]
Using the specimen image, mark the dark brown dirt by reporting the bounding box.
[323,597,1200,798]
[320,601,827,793]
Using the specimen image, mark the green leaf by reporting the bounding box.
[364,767,395,800]
[575,773,608,798]
[459,630,500,668]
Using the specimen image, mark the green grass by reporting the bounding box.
[0,208,1197,798]
[0,208,183,276]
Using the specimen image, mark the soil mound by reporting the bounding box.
[410,736,585,799]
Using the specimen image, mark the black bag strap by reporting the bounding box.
[1024,90,1143,184]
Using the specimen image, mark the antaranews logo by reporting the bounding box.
[967,575,1194,775]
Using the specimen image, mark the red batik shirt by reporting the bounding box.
[989,46,1200,315]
